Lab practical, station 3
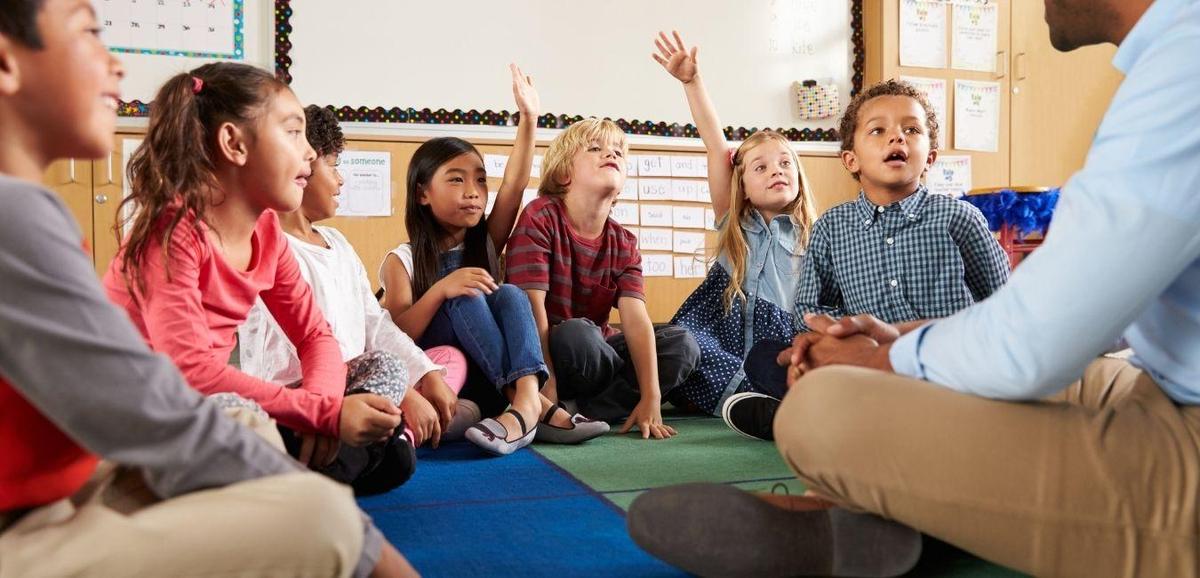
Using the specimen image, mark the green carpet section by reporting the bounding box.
[533,415,1027,578]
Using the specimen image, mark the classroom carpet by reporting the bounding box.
[358,415,1028,578]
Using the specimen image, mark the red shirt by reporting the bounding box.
[506,196,644,336]
[103,210,347,436]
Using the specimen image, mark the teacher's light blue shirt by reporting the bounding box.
[890,0,1200,403]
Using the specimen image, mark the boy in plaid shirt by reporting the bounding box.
[724,80,1009,440]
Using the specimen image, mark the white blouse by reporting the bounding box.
[238,226,441,386]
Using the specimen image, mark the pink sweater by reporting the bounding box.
[103,210,347,436]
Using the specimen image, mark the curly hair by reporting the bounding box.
[838,79,940,154]
[304,105,344,158]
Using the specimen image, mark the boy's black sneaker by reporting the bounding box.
[721,392,781,441]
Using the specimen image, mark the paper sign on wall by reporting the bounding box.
[618,179,639,201]
[483,154,508,178]
[705,208,717,231]
[927,155,973,197]
[954,79,1000,152]
[674,256,707,279]
[531,155,544,178]
[671,156,707,178]
[638,155,672,177]
[642,254,673,277]
[899,0,947,69]
[610,202,639,225]
[673,206,705,229]
[673,231,706,256]
[671,180,704,202]
[900,75,948,149]
[638,228,673,251]
[336,151,392,217]
[638,179,673,201]
[486,192,497,215]
[952,3,999,72]
[626,156,640,176]
[640,204,674,227]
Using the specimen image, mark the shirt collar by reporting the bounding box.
[740,207,797,235]
[1112,0,1191,74]
[854,186,929,229]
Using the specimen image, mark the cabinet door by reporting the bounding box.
[42,159,95,263]
[91,135,138,277]
[1009,1,1122,187]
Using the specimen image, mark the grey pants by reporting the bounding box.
[549,319,700,423]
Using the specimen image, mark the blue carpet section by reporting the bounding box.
[358,441,687,578]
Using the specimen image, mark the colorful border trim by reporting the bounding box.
[108,0,245,58]
[278,0,863,141]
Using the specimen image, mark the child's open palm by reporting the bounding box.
[652,31,699,84]
[510,63,540,118]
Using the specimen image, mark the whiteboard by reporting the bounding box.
[286,0,859,135]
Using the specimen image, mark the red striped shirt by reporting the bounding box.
[506,196,643,337]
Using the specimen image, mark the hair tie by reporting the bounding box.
[727,147,737,167]
[191,76,204,94]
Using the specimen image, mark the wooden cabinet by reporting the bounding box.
[42,135,138,276]
[864,0,1122,188]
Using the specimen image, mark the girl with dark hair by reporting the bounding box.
[380,65,607,456]
[102,62,416,495]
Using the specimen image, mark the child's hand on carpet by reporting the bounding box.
[297,433,340,467]
[402,389,441,448]
[621,399,677,440]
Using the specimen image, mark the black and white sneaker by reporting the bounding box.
[721,392,781,441]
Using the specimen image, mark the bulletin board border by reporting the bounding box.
[268,0,864,142]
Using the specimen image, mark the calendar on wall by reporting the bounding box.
[97,0,244,59]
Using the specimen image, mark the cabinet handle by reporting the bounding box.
[1015,52,1028,81]
[995,50,1007,79]
[68,159,76,184]
[104,152,114,185]
[95,194,108,205]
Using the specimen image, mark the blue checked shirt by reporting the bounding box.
[795,186,1009,331]
[890,0,1200,403]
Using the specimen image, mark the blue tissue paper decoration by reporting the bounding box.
[961,188,1060,239]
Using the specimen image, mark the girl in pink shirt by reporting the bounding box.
[103,62,413,496]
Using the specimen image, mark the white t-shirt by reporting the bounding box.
[238,226,440,386]
[378,242,464,293]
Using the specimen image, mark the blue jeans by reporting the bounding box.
[419,284,547,390]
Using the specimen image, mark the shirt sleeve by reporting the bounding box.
[0,186,303,498]
[794,216,846,332]
[347,236,441,386]
[951,201,1010,302]
[136,220,343,436]
[616,229,645,300]
[258,226,348,424]
[505,204,552,290]
[890,36,1200,399]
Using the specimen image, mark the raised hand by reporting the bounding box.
[652,30,699,84]
[510,63,540,118]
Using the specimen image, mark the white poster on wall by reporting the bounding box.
[483,154,508,178]
[926,155,972,197]
[336,151,392,217]
[673,206,705,229]
[618,179,639,201]
[899,0,947,69]
[638,179,673,201]
[674,256,707,279]
[638,155,672,177]
[900,75,948,149]
[642,254,674,277]
[952,3,999,72]
[610,202,640,225]
[638,228,674,252]
[640,204,674,227]
[673,231,706,256]
[954,80,1001,153]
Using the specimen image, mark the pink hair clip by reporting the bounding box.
[191,76,204,94]
[727,147,737,167]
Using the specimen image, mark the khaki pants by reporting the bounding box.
[0,408,364,578]
[775,358,1200,578]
